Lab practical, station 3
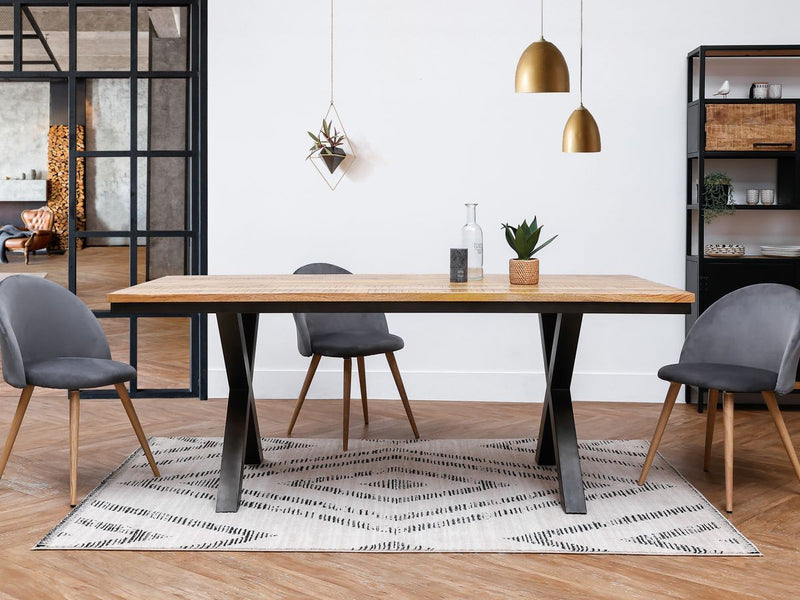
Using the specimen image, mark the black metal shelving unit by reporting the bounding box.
[687,45,800,410]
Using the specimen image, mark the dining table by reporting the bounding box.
[108,273,694,514]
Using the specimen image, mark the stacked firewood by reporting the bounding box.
[46,125,86,251]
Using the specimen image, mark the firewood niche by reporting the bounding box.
[46,124,86,251]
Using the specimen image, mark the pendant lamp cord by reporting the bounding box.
[330,0,334,104]
[540,0,543,39]
[579,0,584,106]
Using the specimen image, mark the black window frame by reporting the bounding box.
[0,0,207,399]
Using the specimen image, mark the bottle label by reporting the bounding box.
[474,242,483,255]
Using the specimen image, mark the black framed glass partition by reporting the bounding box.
[0,0,207,398]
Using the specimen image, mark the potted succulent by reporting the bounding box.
[306,118,347,173]
[701,172,734,223]
[501,218,557,285]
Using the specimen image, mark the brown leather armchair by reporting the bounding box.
[4,206,54,264]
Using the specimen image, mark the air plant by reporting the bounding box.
[306,118,346,159]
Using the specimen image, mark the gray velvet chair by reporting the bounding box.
[638,283,800,512]
[288,263,419,450]
[0,275,159,505]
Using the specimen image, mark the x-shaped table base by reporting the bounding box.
[535,313,586,514]
[215,311,586,514]
[215,313,264,512]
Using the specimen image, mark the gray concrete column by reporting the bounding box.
[146,9,188,280]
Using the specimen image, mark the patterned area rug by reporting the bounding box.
[36,437,758,554]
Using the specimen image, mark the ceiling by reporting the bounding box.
[0,6,186,71]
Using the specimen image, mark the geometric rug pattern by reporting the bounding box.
[36,437,759,554]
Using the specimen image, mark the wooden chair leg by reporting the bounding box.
[357,356,369,425]
[287,354,321,436]
[762,391,800,484]
[69,390,80,506]
[342,358,352,451]
[115,383,160,478]
[723,391,735,513]
[23,247,29,265]
[0,385,35,480]
[638,381,681,485]
[385,352,419,439]
[704,388,719,472]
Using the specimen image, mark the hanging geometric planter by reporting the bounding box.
[305,0,356,191]
[306,102,355,191]
[322,149,345,174]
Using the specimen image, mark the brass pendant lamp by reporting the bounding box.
[515,0,570,93]
[562,0,601,152]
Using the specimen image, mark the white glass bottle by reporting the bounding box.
[461,203,483,280]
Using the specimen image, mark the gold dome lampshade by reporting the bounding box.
[515,38,570,93]
[515,1,569,93]
[562,0,601,153]
[562,104,601,152]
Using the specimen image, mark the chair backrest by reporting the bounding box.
[680,283,800,395]
[21,206,53,232]
[292,263,389,357]
[0,276,111,388]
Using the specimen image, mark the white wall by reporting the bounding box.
[207,0,800,403]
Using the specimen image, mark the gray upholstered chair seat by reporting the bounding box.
[289,263,419,450]
[639,283,800,513]
[0,275,159,506]
[311,330,404,358]
[25,357,137,389]
[658,362,777,393]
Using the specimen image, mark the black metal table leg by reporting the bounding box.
[535,313,586,514]
[536,314,557,466]
[240,313,263,464]
[215,312,263,512]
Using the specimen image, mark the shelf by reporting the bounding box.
[730,204,800,210]
[688,45,800,58]
[0,180,47,203]
[686,204,800,210]
[689,99,799,107]
[689,151,795,159]
[695,255,800,261]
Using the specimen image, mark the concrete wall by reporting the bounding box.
[0,82,48,181]
[85,78,148,245]
[147,19,188,279]
[209,0,800,402]
[0,82,49,226]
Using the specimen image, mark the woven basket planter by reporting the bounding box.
[509,258,539,285]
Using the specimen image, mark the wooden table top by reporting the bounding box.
[108,274,694,305]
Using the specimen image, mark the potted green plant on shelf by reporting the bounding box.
[306,118,347,174]
[701,172,734,223]
[501,218,557,285]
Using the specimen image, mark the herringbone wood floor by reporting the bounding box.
[2,249,800,598]
[1,396,800,599]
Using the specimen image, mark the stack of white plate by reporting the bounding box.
[760,245,800,257]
